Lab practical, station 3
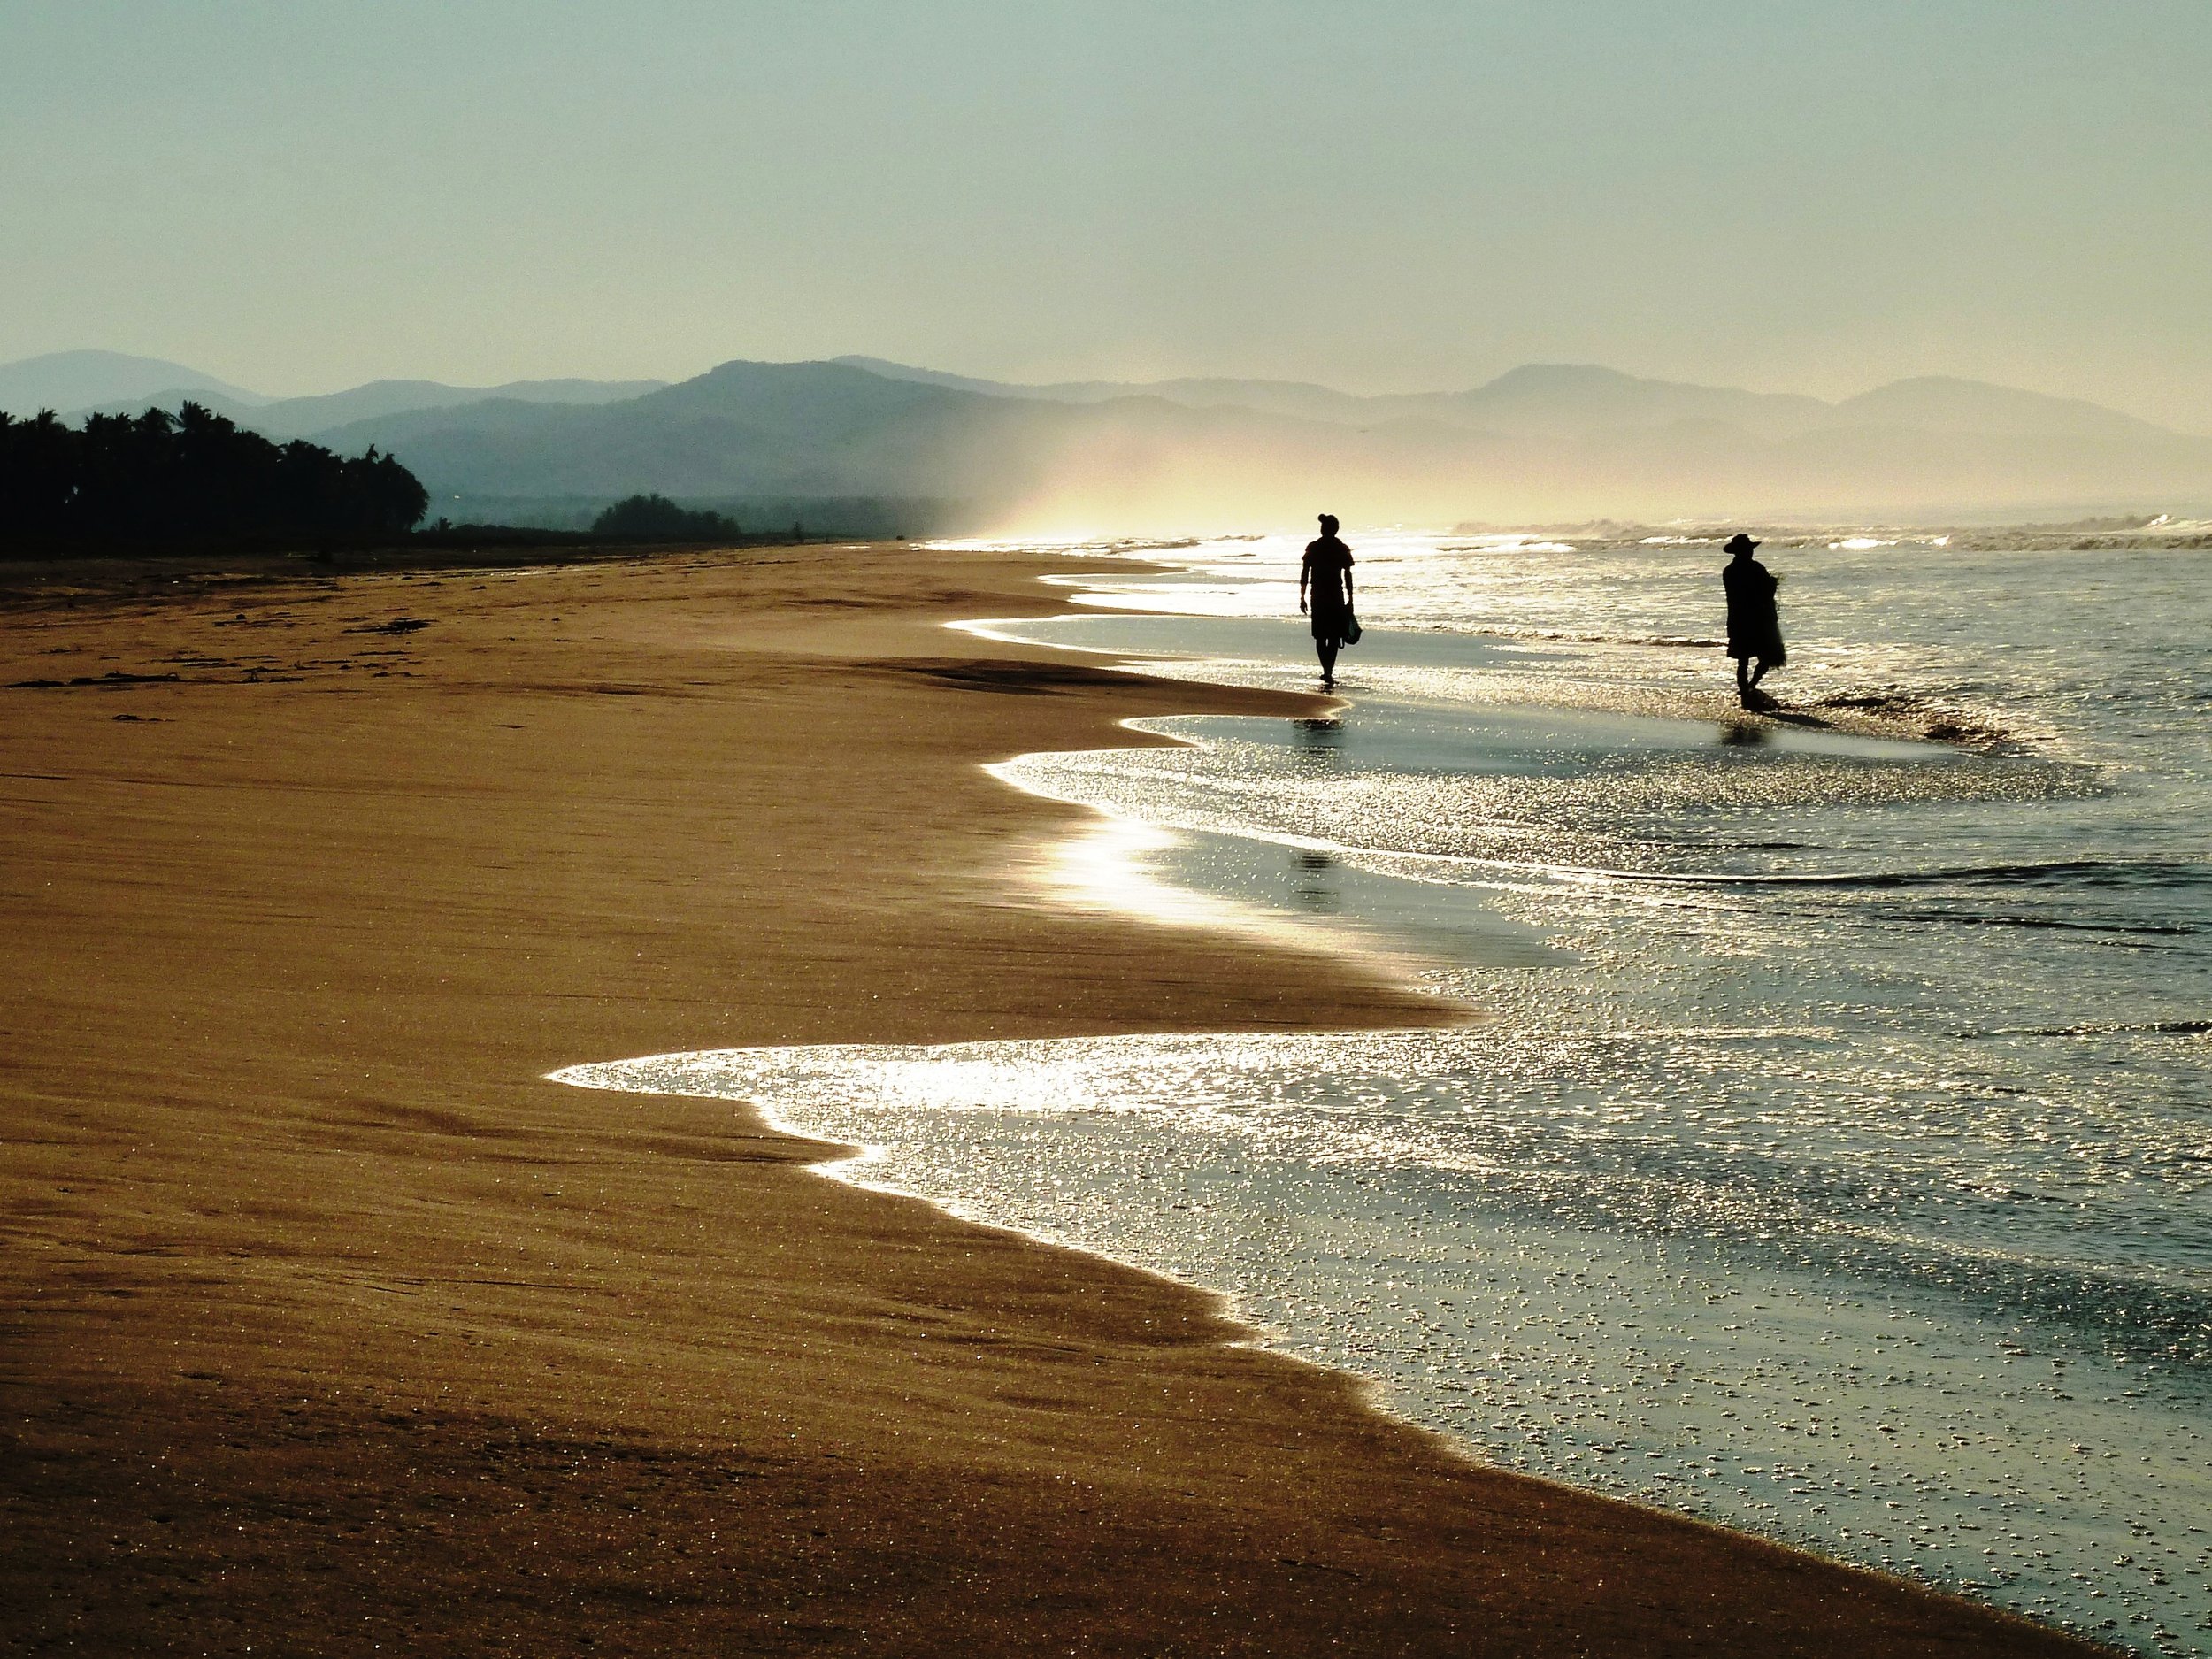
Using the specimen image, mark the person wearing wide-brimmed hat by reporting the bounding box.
[1721,532,1785,707]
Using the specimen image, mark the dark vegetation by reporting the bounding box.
[0,399,923,574]
[0,403,427,549]
[589,493,746,540]
[446,493,941,540]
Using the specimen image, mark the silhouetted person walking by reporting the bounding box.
[1300,513,1356,687]
[1722,532,1785,708]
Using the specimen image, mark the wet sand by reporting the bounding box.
[0,543,2098,1655]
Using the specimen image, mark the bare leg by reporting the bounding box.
[1318,639,1339,686]
[1736,655,1754,706]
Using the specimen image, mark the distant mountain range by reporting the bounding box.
[116,376,670,440]
[0,349,270,413]
[0,350,665,439]
[4,349,2206,529]
[834,356,2173,444]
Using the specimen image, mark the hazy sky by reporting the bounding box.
[4,1,2208,427]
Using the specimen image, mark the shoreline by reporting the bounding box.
[918,566,2185,1647]
[958,606,2024,757]
[0,541,2100,1654]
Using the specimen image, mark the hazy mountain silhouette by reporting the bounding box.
[833,356,1382,425]
[21,351,2200,531]
[0,349,266,414]
[231,377,665,437]
[59,375,669,439]
[314,360,1062,501]
[1828,376,2168,441]
[315,357,2212,530]
[840,355,2180,443]
[1430,364,1835,438]
[833,357,1827,434]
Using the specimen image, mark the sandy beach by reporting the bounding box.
[0,541,2100,1655]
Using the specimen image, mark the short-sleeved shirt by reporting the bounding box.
[1303,535,1354,614]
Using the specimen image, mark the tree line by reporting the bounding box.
[589,493,745,539]
[0,402,427,547]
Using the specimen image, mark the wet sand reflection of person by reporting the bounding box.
[1300,513,1356,688]
[1722,532,1786,709]
[1290,715,1345,768]
[1290,849,1342,913]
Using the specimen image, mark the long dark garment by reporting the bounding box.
[1723,556,1786,666]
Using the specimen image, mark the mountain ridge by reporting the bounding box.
[8,351,2206,530]
[0,349,267,414]
[52,375,670,438]
[8,347,2188,444]
[836,356,2190,442]
[309,357,2212,530]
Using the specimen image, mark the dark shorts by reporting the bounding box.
[1310,601,1350,642]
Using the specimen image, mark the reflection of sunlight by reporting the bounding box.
[1439,536,1578,553]
[1022,813,1367,963]
[950,615,1119,653]
[989,763,1442,981]
[1073,583,1280,617]
[1034,815,1240,927]
[553,1020,2212,1649]
[921,535,1216,555]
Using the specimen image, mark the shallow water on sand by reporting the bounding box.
[563,532,2211,1652]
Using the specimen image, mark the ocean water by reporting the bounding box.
[561,530,2211,1652]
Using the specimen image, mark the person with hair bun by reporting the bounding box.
[1299,512,1356,688]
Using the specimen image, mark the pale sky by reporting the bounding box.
[4,1,2208,428]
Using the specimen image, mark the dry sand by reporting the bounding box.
[0,543,2098,1655]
